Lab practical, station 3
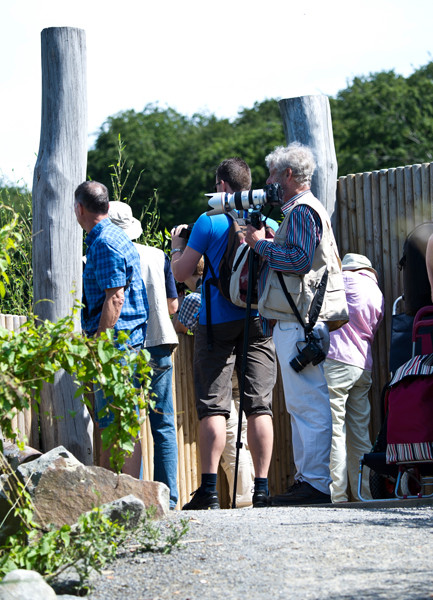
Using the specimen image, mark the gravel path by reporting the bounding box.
[87,502,433,600]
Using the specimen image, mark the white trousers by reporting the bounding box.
[324,358,373,502]
[273,322,332,494]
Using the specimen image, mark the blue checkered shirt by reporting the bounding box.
[82,218,148,346]
[177,288,202,333]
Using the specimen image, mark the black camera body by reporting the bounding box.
[179,223,195,241]
[249,209,262,230]
[290,333,326,373]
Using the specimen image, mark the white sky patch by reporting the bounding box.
[1,0,432,186]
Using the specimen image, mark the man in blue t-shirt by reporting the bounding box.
[75,181,148,479]
[171,158,276,510]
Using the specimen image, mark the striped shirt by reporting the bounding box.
[253,190,322,335]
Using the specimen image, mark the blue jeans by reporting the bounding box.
[94,344,142,429]
[147,344,179,508]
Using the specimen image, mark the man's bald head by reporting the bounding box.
[74,181,109,215]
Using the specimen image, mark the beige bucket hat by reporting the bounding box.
[341,253,378,278]
[108,201,143,241]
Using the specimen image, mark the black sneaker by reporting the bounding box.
[252,490,270,508]
[271,481,331,506]
[182,487,220,510]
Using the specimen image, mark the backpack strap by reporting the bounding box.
[203,254,217,351]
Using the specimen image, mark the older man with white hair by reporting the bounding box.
[245,142,348,506]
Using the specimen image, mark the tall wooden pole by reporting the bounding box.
[32,27,93,464]
[278,95,338,227]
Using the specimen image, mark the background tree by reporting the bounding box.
[330,62,433,175]
[87,101,285,228]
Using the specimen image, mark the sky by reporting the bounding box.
[1,0,433,188]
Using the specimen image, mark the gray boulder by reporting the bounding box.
[16,446,169,528]
[0,569,56,600]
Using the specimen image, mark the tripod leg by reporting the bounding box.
[232,249,258,508]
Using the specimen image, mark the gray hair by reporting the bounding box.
[265,142,316,186]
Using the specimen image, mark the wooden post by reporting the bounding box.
[32,27,93,464]
[278,95,338,226]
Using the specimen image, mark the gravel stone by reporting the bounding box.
[87,502,433,600]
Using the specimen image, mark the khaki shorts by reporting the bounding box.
[193,317,276,420]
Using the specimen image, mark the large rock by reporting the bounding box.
[16,446,169,528]
[0,569,56,600]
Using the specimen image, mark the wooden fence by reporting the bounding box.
[0,314,39,448]
[335,162,433,435]
[4,161,433,508]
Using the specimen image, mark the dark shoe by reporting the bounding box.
[182,487,220,510]
[252,490,270,508]
[271,481,331,506]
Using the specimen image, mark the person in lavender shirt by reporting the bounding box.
[324,253,384,502]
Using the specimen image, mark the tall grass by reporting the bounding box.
[0,185,32,315]
[109,135,170,253]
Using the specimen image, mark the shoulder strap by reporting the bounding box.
[276,272,307,329]
[276,268,328,333]
[203,254,215,350]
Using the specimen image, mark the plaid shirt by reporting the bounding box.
[177,287,202,333]
[82,218,148,346]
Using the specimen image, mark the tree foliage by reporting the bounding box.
[330,63,433,175]
[87,62,433,223]
[87,101,285,228]
[0,189,33,314]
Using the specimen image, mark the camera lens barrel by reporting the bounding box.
[206,184,281,215]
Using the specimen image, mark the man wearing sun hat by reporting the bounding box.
[108,200,180,509]
[324,253,384,502]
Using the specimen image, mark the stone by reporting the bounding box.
[2,442,42,472]
[0,569,56,600]
[17,446,169,528]
[99,494,146,528]
[17,446,82,493]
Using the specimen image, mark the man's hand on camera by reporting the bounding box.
[245,223,266,248]
[170,225,188,251]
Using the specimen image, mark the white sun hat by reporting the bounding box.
[341,253,378,278]
[108,201,143,240]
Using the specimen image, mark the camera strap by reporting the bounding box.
[276,268,328,335]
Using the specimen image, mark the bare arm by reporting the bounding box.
[172,313,188,334]
[170,225,202,282]
[167,297,179,315]
[96,286,124,336]
[426,234,433,302]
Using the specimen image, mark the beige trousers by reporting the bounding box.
[324,358,373,502]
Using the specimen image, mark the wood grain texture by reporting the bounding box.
[279,94,338,226]
[32,27,92,464]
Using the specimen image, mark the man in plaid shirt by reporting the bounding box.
[74,181,148,478]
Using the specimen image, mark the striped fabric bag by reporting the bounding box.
[386,354,433,464]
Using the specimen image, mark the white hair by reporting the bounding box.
[265,142,316,186]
